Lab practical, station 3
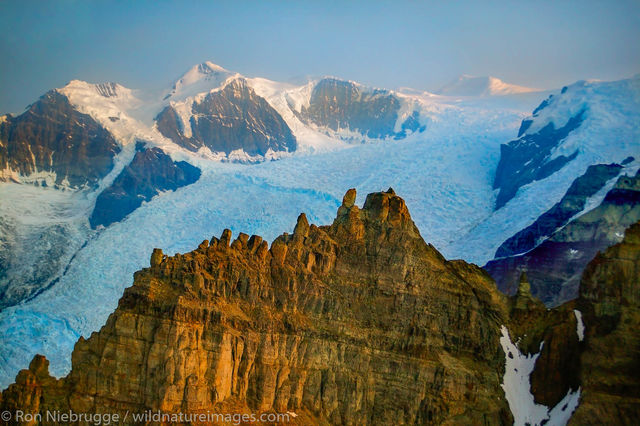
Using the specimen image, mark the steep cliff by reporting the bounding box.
[156,78,297,157]
[0,189,512,424]
[485,169,640,306]
[295,78,423,140]
[569,221,640,423]
[497,221,640,425]
[89,142,201,228]
[0,91,120,188]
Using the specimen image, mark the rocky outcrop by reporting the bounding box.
[570,221,640,423]
[493,96,585,209]
[89,142,201,228]
[0,91,120,188]
[497,222,640,424]
[2,190,639,424]
[485,169,640,306]
[156,78,297,157]
[504,273,582,409]
[495,163,623,258]
[295,78,423,140]
[1,189,512,424]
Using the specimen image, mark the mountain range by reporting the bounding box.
[0,61,639,424]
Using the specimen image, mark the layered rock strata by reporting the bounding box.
[0,189,512,424]
[0,91,120,188]
[156,79,296,156]
[3,190,638,425]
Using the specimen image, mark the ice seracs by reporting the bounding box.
[2,62,638,399]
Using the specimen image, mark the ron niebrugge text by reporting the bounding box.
[6,409,294,424]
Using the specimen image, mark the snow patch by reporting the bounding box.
[500,325,581,425]
[573,310,585,342]
[170,99,195,138]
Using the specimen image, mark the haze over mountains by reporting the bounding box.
[436,74,540,97]
[0,60,639,424]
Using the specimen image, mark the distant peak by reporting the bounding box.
[179,61,231,81]
[197,61,229,74]
[167,61,237,100]
[437,74,538,97]
[58,80,131,99]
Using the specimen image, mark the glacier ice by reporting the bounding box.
[0,74,638,391]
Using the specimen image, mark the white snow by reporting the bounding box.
[437,75,539,97]
[0,64,638,397]
[500,326,581,425]
[449,76,640,264]
[166,61,240,102]
[0,98,528,385]
[573,310,585,342]
[170,98,195,138]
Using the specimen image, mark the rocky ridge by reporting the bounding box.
[493,105,585,209]
[495,163,624,258]
[0,189,513,424]
[156,78,297,157]
[294,78,424,140]
[0,91,120,189]
[570,221,640,422]
[89,142,201,228]
[2,191,639,425]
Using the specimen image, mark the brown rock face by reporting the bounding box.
[0,356,68,425]
[570,221,640,424]
[0,189,512,424]
[156,78,296,156]
[0,91,120,188]
[507,221,640,422]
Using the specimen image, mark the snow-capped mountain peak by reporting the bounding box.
[61,80,134,101]
[437,74,539,97]
[166,61,238,101]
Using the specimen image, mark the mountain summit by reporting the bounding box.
[165,61,237,101]
[437,74,539,97]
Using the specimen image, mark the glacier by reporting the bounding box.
[0,68,638,389]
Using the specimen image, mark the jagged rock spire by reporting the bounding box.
[0,188,513,425]
[513,270,544,311]
[342,188,357,208]
[150,248,164,267]
[517,271,531,298]
[293,213,310,237]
